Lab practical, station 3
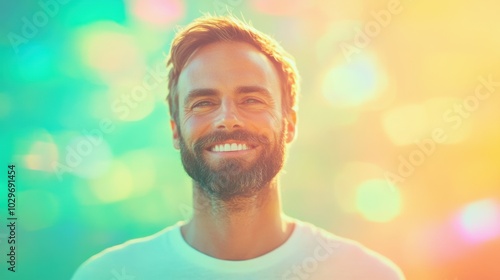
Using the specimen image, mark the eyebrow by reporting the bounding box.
[184,86,272,105]
[236,86,271,97]
[184,88,218,106]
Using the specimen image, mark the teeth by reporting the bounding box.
[211,143,249,152]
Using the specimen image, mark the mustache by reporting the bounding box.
[193,130,270,152]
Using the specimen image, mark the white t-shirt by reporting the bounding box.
[72,219,404,280]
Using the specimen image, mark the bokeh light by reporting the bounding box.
[332,162,387,213]
[13,129,59,171]
[322,53,388,108]
[128,0,184,26]
[57,135,113,179]
[118,149,158,196]
[455,198,500,245]
[23,140,59,172]
[89,160,134,203]
[73,21,146,84]
[355,179,402,222]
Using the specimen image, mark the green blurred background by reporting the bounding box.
[1,0,500,279]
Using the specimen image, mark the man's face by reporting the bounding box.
[171,41,296,200]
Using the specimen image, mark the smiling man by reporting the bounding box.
[72,15,405,280]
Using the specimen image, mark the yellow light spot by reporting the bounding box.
[15,129,60,173]
[333,162,386,213]
[119,149,158,196]
[356,179,402,222]
[24,141,59,172]
[74,21,145,83]
[89,161,134,203]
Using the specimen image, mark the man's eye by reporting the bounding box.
[192,101,213,108]
[243,98,263,104]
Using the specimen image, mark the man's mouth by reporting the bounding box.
[207,141,257,152]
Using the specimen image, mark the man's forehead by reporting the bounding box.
[177,41,281,101]
[183,41,267,68]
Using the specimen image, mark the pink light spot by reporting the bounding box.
[130,0,184,26]
[455,198,500,244]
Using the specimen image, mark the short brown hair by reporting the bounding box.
[166,15,299,125]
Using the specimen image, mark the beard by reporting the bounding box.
[178,125,286,201]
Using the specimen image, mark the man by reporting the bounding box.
[73,15,405,280]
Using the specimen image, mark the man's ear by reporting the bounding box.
[170,119,180,150]
[285,109,297,143]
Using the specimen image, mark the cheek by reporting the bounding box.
[266,109,284,127]
[248,115,284,140]
[242,107,281,124]
[180,116,210,144]
[262,111,284,131]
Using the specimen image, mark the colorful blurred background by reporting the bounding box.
[1,0,499,279]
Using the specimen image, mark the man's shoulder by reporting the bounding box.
[71,222,182,280]
[293,219,405,280]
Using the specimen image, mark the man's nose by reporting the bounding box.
[214,101,243,131]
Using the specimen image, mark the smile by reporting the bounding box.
[209,142,257,152]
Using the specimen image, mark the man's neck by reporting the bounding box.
[180,180,295,260]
